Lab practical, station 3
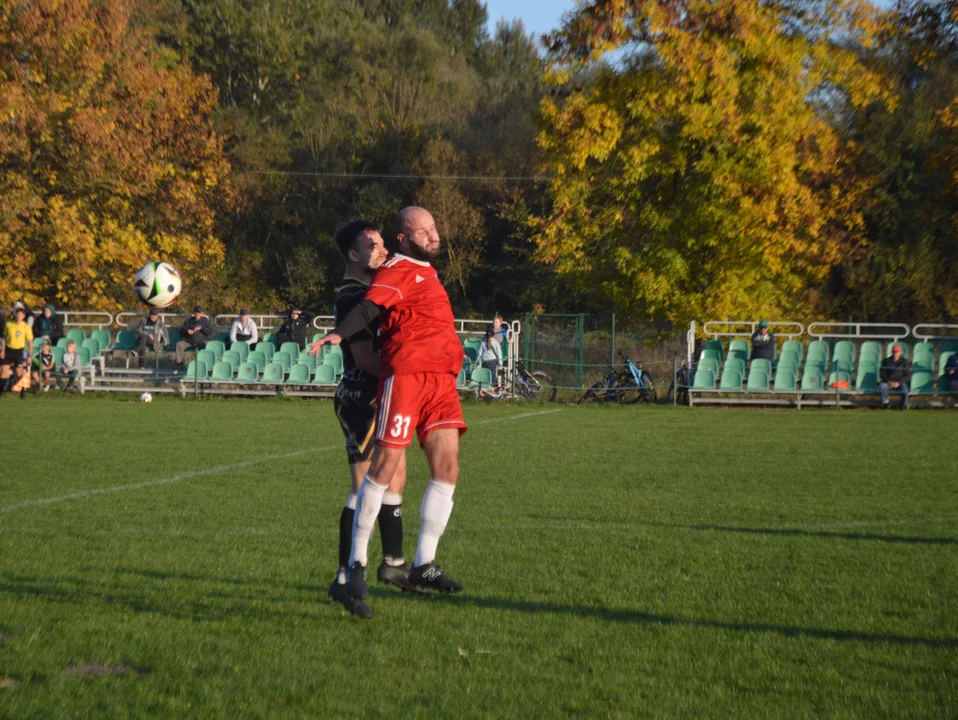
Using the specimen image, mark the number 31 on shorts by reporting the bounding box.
[390,414,411,439]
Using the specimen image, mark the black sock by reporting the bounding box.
[378,504,404,564]
[338,506,354,573]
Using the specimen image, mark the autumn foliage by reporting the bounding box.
[0,0,232,311]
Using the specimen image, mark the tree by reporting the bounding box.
[534,0,893,329]
[0,0,233,311]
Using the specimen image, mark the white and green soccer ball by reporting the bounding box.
[139,392,153,403]
[134,261,181,308]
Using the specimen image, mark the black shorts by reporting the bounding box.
[334,383,378,464]
[1,349,26,366]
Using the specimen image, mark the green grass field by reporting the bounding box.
[1,395,956,717]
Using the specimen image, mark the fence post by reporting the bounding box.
[575,314,584,392]
[672,355,677,407]
[611,312,616,369]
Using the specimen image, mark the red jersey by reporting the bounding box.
[364,253,462,377]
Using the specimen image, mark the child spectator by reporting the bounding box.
[61,340,79,391]
[479,326,502,380]
[32,340,55,392]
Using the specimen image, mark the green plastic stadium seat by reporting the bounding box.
[860,341,881,358]
[773,368,797,391]
[941,342,958,356]
[781,340,803,363]
[312,333,325,345]
[806,340,830,366]
[833,340,856,365]
[323,354,344,375]
[750,358,771,375]
[51,347,65,366]
[801,368,825,391]
[213,330,230,344]
[702,339,724,359]
[827,371,852,391]
[297,352,318,372]
[32,337,46,354]
[114,330,136,351]
[699,348,722,363]
[91,329,111,351]
[286,363,312,384]
[236,362,259,383]
[456,368,467,388]
[719,368,743,391]
[912,352,934,373]
[692,368,715,389]
[697,357,719,374]
[778,349,800,367]
[940,351,956,378]
[910,371,934,394]
[280,342,301,358]
[247,351,267,374]
[855,361,879,392]
[262,332,279,347]
[885,342,909,358]
[463,346,479,364]
[166,328,181,350]
[746,369,769,391]
[255,341,275,360]
[469,366,494,388]
[77,347,93,368]
[723,357,745,374]
[211,361,234,382]
[197,349,216,368]
[81,338,101,357]
[221,350,241,374]
[184,360,208,380]
[273,351,292,374]
[314,364,337,384]
[261,362,284,384]
[230,341,250,360]
[326,344,343,358]
[67,328,86,345]
[728,339,749,360]
[463,337,483,353]
[56,337,71,349]
[728,348,748,363]
[205,340,226,360]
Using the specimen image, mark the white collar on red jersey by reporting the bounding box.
[393,253,431,267]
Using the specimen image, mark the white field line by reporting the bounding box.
[0,407,563,516]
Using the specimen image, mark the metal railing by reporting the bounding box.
[702,320,805,339]
[806,322,910,340]
[911,324,958,341]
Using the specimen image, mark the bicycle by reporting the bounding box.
[578,353,656,404]
[478,361,557,402]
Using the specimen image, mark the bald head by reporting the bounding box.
[395,206,440,261]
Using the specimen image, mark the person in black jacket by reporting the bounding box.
[750,320,775,362]
[943,353,958,407]
[175,306,213,366]
[35,305,64,345]
[277,306,315,350]
[879,344,911,409]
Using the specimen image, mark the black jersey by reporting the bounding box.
[334,277,379,395]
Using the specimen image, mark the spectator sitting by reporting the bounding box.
[175,306,213,367]
[879,344,911,409]
[134,307,169,368]
[277,306,315,350]
[0,305,33,396]
[32,339,55,392]
[479,326,502,382]
[35,304,64,345]
[750,320,775,362]
[230,309,258,345]
[944,353,958,408]
[12,301,35,329]
[60,339,79,391]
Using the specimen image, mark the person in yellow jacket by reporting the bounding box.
[1,306,33,394]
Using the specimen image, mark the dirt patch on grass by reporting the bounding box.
[0,677,22,688]
[62,663,146,678]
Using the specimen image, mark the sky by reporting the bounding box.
[484,0,577,41]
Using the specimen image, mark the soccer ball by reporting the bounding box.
[139,392,153,403]
[134,261,181,308]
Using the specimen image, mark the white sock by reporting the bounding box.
[345,493,357,510]
[382,491,402,505]
[414,480,455,567]
[348,476,388,567]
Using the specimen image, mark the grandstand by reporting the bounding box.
[686,320,958,408]
[10,309,512,398]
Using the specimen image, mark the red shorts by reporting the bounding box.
[374,373,467,448]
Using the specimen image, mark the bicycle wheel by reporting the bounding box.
[614,377,642,404]
[640,371,657,403]
[531,371,557,402]
[578,376,610,404]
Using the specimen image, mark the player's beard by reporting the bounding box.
[405,240,439,262]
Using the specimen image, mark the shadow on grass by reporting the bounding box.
[2,568,954,651]
[432,594,958,650]
[527,514,958,546]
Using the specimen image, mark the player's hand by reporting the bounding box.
[308,333,342,357]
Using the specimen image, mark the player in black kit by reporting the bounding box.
[327,219,418,618]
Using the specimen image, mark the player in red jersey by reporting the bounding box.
[310,206,466,617]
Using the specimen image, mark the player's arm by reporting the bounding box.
[308,299,382,356]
